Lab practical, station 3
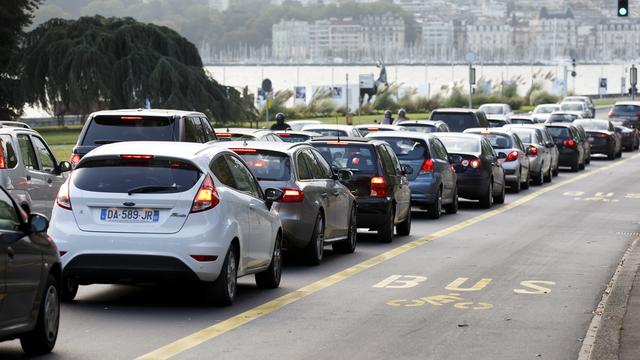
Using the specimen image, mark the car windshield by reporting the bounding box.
[549,114,577,122]
[612,104,640,113]
[431,112,476,132]
[398,124,437,133]
[312,144,376,174]
[81,115,177,145]
[535,106,558,114]
[480,105,504,114]
[378,137,429,160]
[73,158,201,193]
[236,150,291,181]
[437,136,480,153]
[561,103,583,111]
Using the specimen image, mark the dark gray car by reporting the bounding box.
[0,186,60,355]
[221,141,357,265]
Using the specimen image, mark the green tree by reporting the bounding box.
[18,16,256,122]
[0,0,42,119]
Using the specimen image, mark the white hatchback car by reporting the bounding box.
[49,142,284,306]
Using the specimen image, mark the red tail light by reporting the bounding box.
[593,133,609,139]
[0,144,5,169]
[190,255,218,262]
[469,159,481,168]
[120,155,154,159]
[70,153,81,168]
[563,139,577,148]
[420,159,434,174]
[56,178,72,210]
[370,176,387,197]
[528,145,538,156]
[230,148,256,153]
[608,111,615,117]
[190,175,219,213]
[277,133,290,137]
[505,151,519,162]
[280,188,304,203]
[120,116,143,120]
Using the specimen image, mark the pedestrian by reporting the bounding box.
[393,109,408,124]
[270,113,292,131]
[380,110,394,125]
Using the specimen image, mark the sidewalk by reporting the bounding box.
[620,268,640,360]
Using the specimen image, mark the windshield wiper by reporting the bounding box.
[94,139,123,145]
[127,185,178,195]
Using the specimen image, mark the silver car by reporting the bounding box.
[504,125,555,185]
[220,141,357,265]
[0,122,71,217]
[464,128,531,193]
[214,128,283,142]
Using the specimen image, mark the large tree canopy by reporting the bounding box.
[18,16,256,122]
[0,0,41,119]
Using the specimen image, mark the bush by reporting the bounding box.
[373,84,400,111]
[445,86,468,108]
[529,90,560,106]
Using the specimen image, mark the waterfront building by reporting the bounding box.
[272,20,310,62]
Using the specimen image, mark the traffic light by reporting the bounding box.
[618,0,629,16]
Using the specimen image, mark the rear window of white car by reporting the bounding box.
[73,157,201,193]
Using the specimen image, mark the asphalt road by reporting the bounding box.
[3,108,638,360]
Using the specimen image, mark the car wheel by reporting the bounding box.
[255,232,282,289]
[616,149,622,158]
[61,277,79,302]
[427,187,442,219]
[571,157,580,172]
[444,186,458,214]
[20,274,59,355]
[579,160,585,170]
[333,205,357,254]
[303,213,325,265]
[544,166,552,183]
[396,206,411,236]
[552,164,559,177]
[533,168,544,185]
[378,206,395,243]
[493,178,506,204]
[479,180,493,209]
[204,245,237,306]
[510,170,521,193]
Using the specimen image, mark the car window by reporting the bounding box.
[385,145,403,174]
[309,149,333,179]
[303,150,328,179]
[312,143,377,174]
[431,112,477,132]
[437,136,480,153]
[381,137,430,160]
[0,135,18,168]
[185,117,207,143]
[31,136,57,173]
[431,139,448,161]
[236,150,291,181]
[225,155,261,198]
[17,134,38,170]
[210,155,236,188]
[81,115,178,145]
[296,151,314,180]
[200,117,216,141]
[378,145,397,175]
[0,190,20,231]
[512,134,525,151]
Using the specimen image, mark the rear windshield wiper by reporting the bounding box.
[94,139,123,145]
[127,185,178,195]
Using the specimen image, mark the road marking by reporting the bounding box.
[372,275,427,288]
[136,153,640,360]
[445,277,492,292]
[514,280,556,294]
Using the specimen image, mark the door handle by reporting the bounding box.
[26,175,31,181]
[7,246,14,260]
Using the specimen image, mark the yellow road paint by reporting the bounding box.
[514,280,556,295]
[420,293,464,306]
[625,193,640,199]
[372,275,427,289]
[136,154,640,360]
[386,299,408,307]
[445,277,493,292]
[453,302,493,310]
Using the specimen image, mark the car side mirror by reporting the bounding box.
[28,213,49,233]
[401,165,413,175]
[336,169,353,181]
[263,188,284,209]
[58,161,72,173]
[498,152,507,159]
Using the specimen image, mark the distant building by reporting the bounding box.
[596,21,640,61]
[422,17,455,61]
[466,20,513,62]
[361,12,405,58]
[310,18,363,61]
[529,8,577,60]
[272,20,310,62]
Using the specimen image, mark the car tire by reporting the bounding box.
[521,170,530,190]
[533,169,544,185]
[616,149,622,158]
[378,206,395,243]
[552,164,559,177]
[20,274,59,355]
[579,160,585,170]
[608,148,615,160]
[396,207,411,236]
[333,205,357,254]
[204,245,237,306]
[444,187,459,214]
[61,277,79,302]
[427,188,442,219]
[571,157,580,172]
[255,232,282,289]
[303,213,325,266]
[479,180,493,209]
[510,171,521,193]
[493,179,506,204]
[544,166,552,183]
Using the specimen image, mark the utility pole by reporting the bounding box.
[631,64,638,100]
[468,64,476,109]
[346,73,349,114]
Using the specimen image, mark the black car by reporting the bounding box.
[573,123,592,164]
[430,108,490,132]
[574,119,621,160]
[310,138,412,243]
[395,119,450,133]
[433,133,506,208]
[545,123,587,171]
[71,109,217,167]
[614,125,639,151]
[609,101,640,129]
[0,186,60,354]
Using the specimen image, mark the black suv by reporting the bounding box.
[0,186,60,355]
[430,108,490,132]
[310,138,412,243]
[71,109,217,167]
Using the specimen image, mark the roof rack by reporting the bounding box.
[0,121,32,129]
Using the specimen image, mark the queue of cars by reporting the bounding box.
[1,96,637,354]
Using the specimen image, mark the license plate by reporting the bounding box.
[100,208,159,223]
[588,137,594,141]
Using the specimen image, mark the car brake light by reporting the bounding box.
[190,175,219,213]
[563,139,577,147]
[594,133,609,139]
[56,178,72,210]
[120,155,154,159]
[217,133,232,137]
[420,159,433,174]
[0,143,5,169]
[506,151,519,162]
[367,127,380,131]
[230,148,257,153]
[191,255,218,262]
[280,188,304,203]
[528,145,538,156]
[469,159,481,168]
[277,133,290,137]
[370,176,387,197]
[70,153,81,167]
[120,116,143,120]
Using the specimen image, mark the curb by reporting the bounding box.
[578,236,640,360]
